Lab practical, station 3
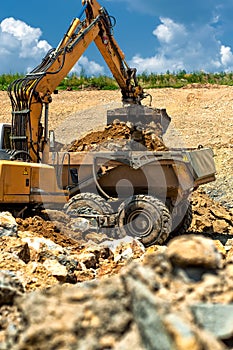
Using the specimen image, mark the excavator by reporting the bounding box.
[0,0,216,246]
[8,0,153,164]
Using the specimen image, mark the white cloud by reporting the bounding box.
[153,17,187,44]
[0,18,51,73]
[220,45,233,68]
[130,17,233,74]
[0,17,105,76]
[1,14,233,77]
[71,56,105,76]
[1,17,42,42]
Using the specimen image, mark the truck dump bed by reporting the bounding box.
[52,146,216,202]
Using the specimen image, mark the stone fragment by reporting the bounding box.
[107,237,145,262]
[0,212,18,237]
[226,245,233,261]
[84,232,110,243]
[43,259,68,281]
[191,304,233,339]
[225,238,233,251]
[210,208,232,222]
[164,313,201,350]
[213,219,229,233]
[166,235,222,269]
[24,262,59,290]
[76,252,98,269]
[126,277,174,350]
[21,234,65,262]
[0,236,31,263]
[0,270,24,306]
[213,240,226,257]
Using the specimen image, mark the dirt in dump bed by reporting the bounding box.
[64,122,168,152]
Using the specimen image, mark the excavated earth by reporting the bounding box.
[1,85,233,349]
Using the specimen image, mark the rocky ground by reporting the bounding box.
[0,85,233,349]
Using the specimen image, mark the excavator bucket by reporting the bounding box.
[107,105,171,135]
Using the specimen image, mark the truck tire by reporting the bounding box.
[117,195,171,247]
[64,193,113,216]
[171,200,192,237]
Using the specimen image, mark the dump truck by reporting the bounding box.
[0,0,216,246]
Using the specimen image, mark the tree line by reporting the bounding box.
[1,70,233,91]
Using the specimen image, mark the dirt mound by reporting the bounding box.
[65,122,167,152]
[14,191,233,252]
[16,215,84,249]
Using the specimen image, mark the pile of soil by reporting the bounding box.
[14,190,233,251]
[65,121,168,152]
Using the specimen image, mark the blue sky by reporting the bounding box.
[1,0,233,75]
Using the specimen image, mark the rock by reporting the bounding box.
[0,244,230,349]
[210,208,232,222]
[76,252,98,269]
[84,244,113,261]
[23,262,60,290]
[213,240,227,257]
[225,238,233,251]
[0,305,25,350]
[0,270,24,306]
[0,236,30,263]
[128,279,175,350]
[0,212,18,237]
[10,274,132,350]
[191,304,233,339]
[213,219,229,233]
[107,237,145,262]
[84,232,110,243]
[43,259,68,281]
[20,234,65,262]
[166,235,222,269]
[163,313,201,350]
[226,245,233,261]
[74,269,96,282]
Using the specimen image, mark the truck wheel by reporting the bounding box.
[117,195,171,247]
[171,200,192,236]
[64,193,113,216]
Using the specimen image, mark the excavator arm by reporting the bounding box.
[8,0,148,163]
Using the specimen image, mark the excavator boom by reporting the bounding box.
[7,0,161,163]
